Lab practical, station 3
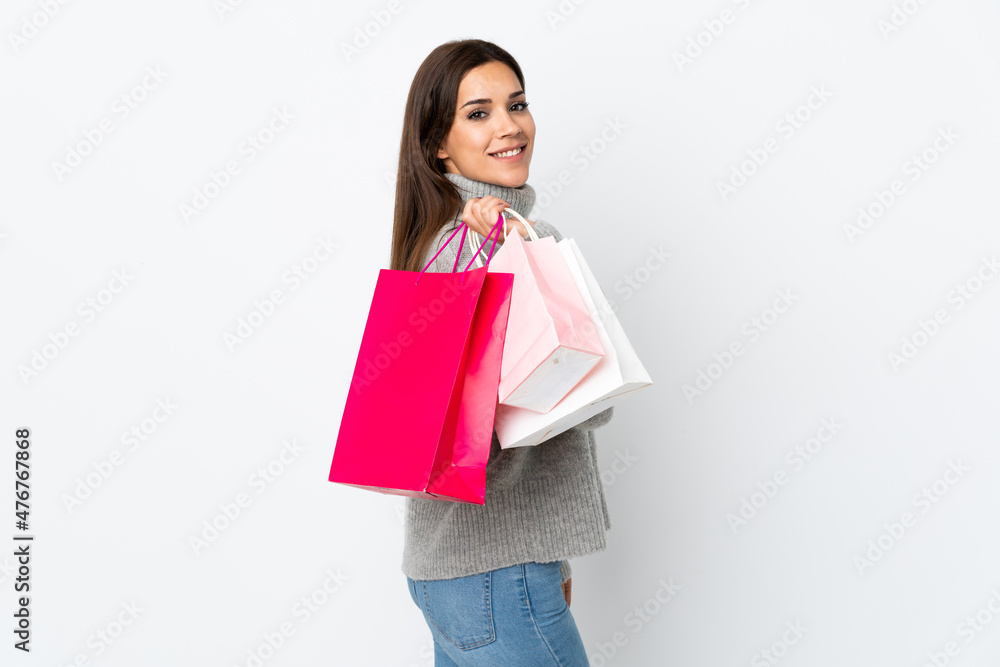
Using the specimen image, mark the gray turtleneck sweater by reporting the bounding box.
[401,171,614,585]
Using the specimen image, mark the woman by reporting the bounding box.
[394,39,614,666]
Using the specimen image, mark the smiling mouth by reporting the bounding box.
[489,145,525,158]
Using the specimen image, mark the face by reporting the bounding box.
[436,61,534,188]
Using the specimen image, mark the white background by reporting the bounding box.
[3,0,1000,665]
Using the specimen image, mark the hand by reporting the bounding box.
[460,196,534,243]
[562,578,572,607]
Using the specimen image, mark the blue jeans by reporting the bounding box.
[406,560,590,666]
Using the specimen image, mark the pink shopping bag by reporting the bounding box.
[467,209,605,413]
[493,237,653,448]
[328,220,512,504]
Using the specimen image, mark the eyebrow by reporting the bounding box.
[460,90,526,109]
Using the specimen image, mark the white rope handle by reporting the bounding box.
[465,207,540,268]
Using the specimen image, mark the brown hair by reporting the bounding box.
[390,39,525,271]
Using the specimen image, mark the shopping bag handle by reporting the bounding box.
[459,214,505,276]
[416,214,505,284]
[465,207,540,268]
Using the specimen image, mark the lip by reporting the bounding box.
[489,143,527,162]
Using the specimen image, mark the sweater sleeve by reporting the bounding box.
[422,222,464,274]
[573,406,614,431]
[559,559,572,584]
[531,218,562,242]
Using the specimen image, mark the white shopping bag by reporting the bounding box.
[491,237,653,448]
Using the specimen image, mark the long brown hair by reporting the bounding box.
[390,39,525,271]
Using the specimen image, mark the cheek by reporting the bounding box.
[523,118,537,141]
[456,126,489,155]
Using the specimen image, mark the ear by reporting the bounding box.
[436,145,449,160]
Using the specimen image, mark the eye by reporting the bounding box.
[466,100,530,121]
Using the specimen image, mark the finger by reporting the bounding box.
[507,217,527,238]
[461,199,488,238]
[471,198,509,241]
[464,198,500,239]
[491,207,511,243]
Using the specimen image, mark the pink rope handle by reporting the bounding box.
[416,223,466,284]
[416,214,505,284]
[461,213,504,279]
[451,224,468,274]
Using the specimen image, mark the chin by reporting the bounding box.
[489,167,530,189]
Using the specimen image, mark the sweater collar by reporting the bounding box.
[443,172,536,220]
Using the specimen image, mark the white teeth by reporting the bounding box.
[492,147,522,158]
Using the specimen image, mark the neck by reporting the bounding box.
[443,172,536,219]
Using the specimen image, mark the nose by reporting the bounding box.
[494,109,522,138]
